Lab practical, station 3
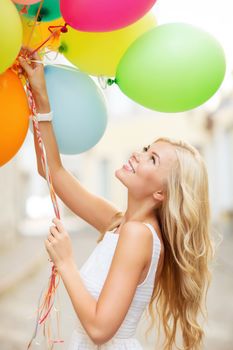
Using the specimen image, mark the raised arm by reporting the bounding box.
[19,50,119,233]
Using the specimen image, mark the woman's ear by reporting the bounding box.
[153,190,164,203]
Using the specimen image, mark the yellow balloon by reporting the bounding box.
[0,0,22,73]
[59,13,156,77]
[21,16,64,51]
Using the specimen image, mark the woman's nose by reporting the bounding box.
[132,151,141,162]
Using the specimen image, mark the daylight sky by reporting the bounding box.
[153,0,233,71]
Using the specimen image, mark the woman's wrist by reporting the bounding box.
[57,258,77,276]
[33,90,51,113]
[35,111,53,122]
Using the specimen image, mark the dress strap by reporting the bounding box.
[136,223,161,288]
[142,223,161,254]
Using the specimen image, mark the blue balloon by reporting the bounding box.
[44,65,108,154]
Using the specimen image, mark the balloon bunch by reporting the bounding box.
[1,0,227,166]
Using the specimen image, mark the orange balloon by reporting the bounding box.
[21,16,64,50]
[0,70,30,166]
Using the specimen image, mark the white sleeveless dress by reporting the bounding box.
[67,223,161,349]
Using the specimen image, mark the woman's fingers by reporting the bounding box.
[50,225,62,240]
[31,50,41,61]
[18,67,23,78]
[20,46,32,61]
[19,46,42,70]
[47,233,55,243]
[18,56,34,76]
[52,218,64,233]
[47,224,60,243]
[21,45,34,57]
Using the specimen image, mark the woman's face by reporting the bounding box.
[115,141,177,201]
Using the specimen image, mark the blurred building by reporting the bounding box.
[204,91,233,232]
[0,158,28,250]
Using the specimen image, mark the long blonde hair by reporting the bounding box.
[98,137,214,350]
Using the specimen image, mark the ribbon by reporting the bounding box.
[25,79,64,349]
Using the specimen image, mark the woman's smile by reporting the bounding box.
[123,159,135,173]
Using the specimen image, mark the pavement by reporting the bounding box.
[0,236,46,298]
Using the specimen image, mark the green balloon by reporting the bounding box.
[116,23,226,113]
[0,0,22,73]
[16,0,61,22]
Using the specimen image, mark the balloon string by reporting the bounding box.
[22,0,67,55]
[16,3,66,347]
[29,23,68,57]
[48,23,68,34]
[25,80,64,348]
[27,267,63,349]
[29,59,81,73]
[25,0,45,48]
[98,76,109,89]
[26,80,60,218]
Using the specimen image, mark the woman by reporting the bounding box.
[19,50,213,350]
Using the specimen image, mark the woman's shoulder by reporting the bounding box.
[118,221,165,274]
[119,219,162,240]
[116,221,151,237]
[130,221,165,263]
[118,221,163,254]
[109,218,164,253]
[115,220,154,236]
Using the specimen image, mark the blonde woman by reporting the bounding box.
[19,51,213,350]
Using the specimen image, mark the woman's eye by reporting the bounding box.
[142,146,156,164]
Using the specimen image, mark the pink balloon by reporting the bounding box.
[60,0,157,32]
[12,0,40,4]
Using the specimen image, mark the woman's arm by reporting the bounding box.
[19,51,62,175]
[46,219,153,345]
[32,111,63,177]
[19,50,119,233]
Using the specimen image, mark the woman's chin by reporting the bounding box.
[115,168,121,179]
[115,168,124,182]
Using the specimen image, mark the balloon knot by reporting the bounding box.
[58,43,67,53]
[20,5,28,14]
[107,78,116,86]
[61,23,68,33]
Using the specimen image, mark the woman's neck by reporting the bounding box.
[121,194,159,225]
[112,195,163,240]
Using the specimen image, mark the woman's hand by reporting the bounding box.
[45,218,75,271]
[18,47,51,112]
[18,47,47,94]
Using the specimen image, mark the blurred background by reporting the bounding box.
[0,0,233,349]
